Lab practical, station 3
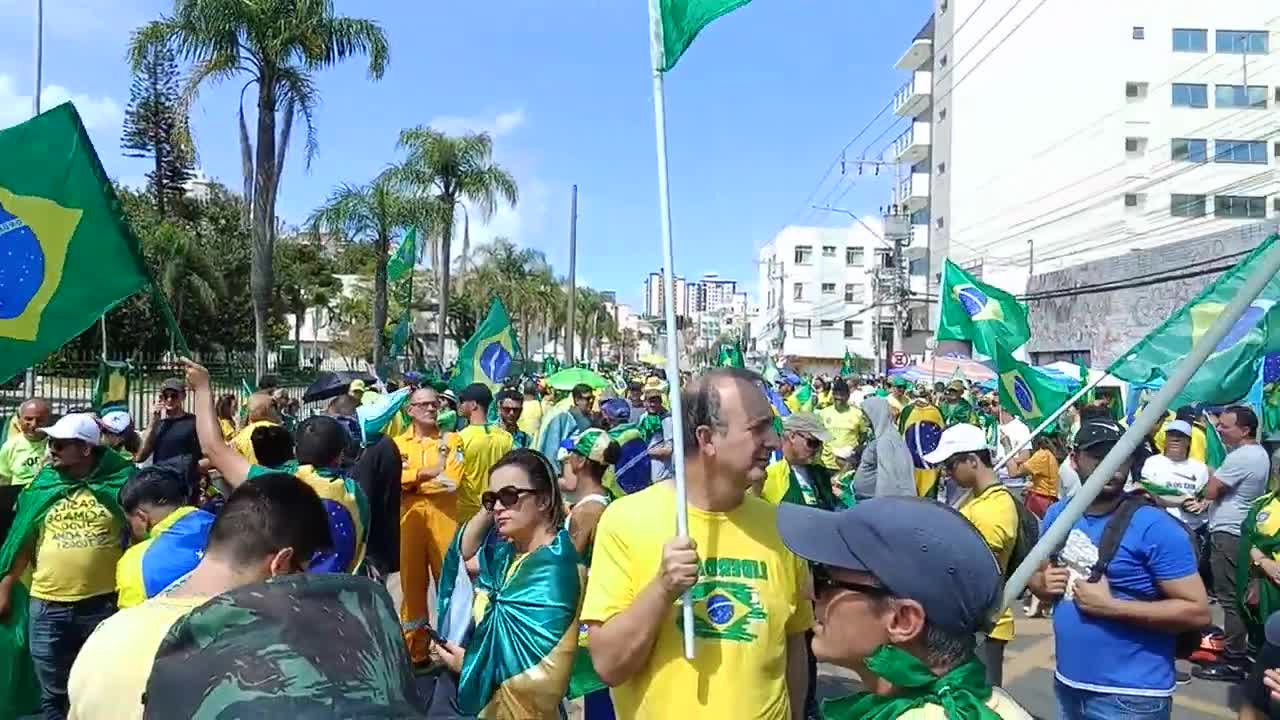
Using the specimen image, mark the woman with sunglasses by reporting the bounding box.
[432,449,583,719]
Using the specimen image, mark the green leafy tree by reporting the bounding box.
[129,0,390,380]
[275,238,341,347]
[121,39,194,218]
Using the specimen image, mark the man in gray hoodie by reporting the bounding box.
[853,397,916,500]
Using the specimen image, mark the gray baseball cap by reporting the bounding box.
[783,412,833,443]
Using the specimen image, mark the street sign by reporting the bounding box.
[890,351,908,368]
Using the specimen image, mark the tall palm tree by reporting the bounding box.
[308,172,436,370]
[129,0,390,380]
[392,129,517,362]
[152,222,226,329]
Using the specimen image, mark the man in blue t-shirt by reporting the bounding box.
[1030,418,1211,720]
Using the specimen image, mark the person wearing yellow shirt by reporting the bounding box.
[67,471,331,720]
[777,496,1031,719]
[215,394,238,441]
[817,378,866,471]
[923,423,1021,688]
[518,383,544,440]
[455,384,514,522]
[582,368,814,720]
[229,391,281,464]
[1152,408,1209,464]
[761,412,838,510]
[0,398,51,545]
[394,386,465,663]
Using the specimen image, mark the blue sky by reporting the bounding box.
[0,0,931,308]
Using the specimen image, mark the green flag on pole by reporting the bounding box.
[387,227,417,284]
[91,360,130,411]
[655,0,754,72]
[995,345,1071,428]
[717,341,744,368]
[0,103,181,383]
[840,348,854,376]
[389,311,411,358]
[1108,234,1280,407]
[936,259,1031,358]
[449,299,522,392]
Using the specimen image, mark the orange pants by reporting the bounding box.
[400,492,458,663]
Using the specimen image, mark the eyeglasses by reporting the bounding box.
[160,391,182,400]
[48,439,79,452]
[791,432,821,450]
[812,566,891,599]
[481,485,537,511]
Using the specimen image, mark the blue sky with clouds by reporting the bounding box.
[0,0,930,307]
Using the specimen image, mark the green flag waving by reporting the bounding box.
[1108,234,1280,407]
[0,103,155,383]
[387,227,417,284]
[995,345,1071,427]
[449,298,522,392]
[717,341,744,368]
[654,0,754,72]
[936,259,1031,358]
[840,348,854,376]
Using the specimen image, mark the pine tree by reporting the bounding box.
[121,41,193,217]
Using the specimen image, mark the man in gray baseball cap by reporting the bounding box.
[777,497,1032,719]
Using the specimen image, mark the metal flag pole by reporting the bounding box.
[23,0,44,400]
[992,371,1111,472]
[1000,240,1280,611]
[648,0,695,661]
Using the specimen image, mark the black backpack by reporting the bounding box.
[989,485,1041,581]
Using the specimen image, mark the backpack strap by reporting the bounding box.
[1089,495,1150,582]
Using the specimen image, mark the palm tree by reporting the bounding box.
[308,172,436,370]
[392,129,517,362]
[152,222,226,330]
[129,0,390,380]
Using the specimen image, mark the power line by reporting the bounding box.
[791,98,895,225]
[932,0,1053,110]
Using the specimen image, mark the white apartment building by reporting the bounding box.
[753,223,882,372]
[643,271,688,318]
[892,1,1280,319]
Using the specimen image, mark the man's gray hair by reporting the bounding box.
[680,367,765,457]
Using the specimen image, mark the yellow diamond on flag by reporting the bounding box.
[1190,300,1274,354]
[0,186,82,342]
[1001,366,1044,420]
[953,283,1004,323]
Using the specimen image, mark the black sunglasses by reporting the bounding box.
[791,432,821,450]
[813,566,891,598]
[481,485,537,511]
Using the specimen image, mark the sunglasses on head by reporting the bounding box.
[481,485,537,511]
[813,565,891,599]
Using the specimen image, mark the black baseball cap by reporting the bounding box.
[1074,417,1124,452]
[159,378,186,393]
[778,497,1002,635]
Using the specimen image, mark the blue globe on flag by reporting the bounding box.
[956,285,989,319]
[706,593,735,625]
[0,202,44,320]
[479,341,513,383]
[1011,374,1036,414]
[1215,300,1275,353]
[905,421,944,469]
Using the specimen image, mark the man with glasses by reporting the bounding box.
[496,389,531,449]
[136,378,202,492]
[761,412,838,510]
[777,496,1032,718]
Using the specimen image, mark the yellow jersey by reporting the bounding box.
[230,420,281,465]
[456,424,514,522]
[31,488,124,602]
[957,485,1018,642]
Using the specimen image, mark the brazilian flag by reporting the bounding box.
[92,360,130,411]
[449,299,521,392]
[0,103,155,383]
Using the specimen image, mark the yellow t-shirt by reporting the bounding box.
[581,482,815,720]
[0,433,47,487]
[518,399,543,440]
[31,488,124,602]
[67,593,208,720]
[898,687,1032,719]
[394,428,464,495]
[218,418,236,442]
[957,485,1017,642]
[818,405,866,470]
[456,424,514,522]
[230,420,281,465]
[1022,449,1059,499]
[1254,495,1280,559]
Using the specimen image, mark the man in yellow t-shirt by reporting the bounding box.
[924,423,1020,687]
[0,397,51,487]
[68,471,331,720]
[778,496,1031,720]
[455,384,513,522]
[230,392,281,464]
[582,368,814,720]
[817,378,866,471]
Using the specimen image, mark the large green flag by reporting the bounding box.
[654,0,753,72]
[0,103,156,383]
[995,345,1071,428]
[936,259,1031,358]
[449,298,522,392]
[717,341,744,368]
[387,227,417,284]
[1108,234,1280,407]
[840,348,854,376]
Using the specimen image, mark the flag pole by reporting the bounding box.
[992,371,1111,472]
[1000,240,1280,611]
[648,0,695,661]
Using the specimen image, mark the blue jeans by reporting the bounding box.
[1055,680,1172,720]
[28,593,117,720]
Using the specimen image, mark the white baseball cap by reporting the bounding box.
[99,410,132,435]
[1165,419,1194,437]
[923,423,988,466]
[42,413,102,446]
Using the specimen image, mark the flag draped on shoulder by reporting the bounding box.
[653,0,754,72]
[0,103,159,383]
[994,345,1071,427]
[936,260,1031,358]
[449,299,522,392]
[1108,235,1280,407]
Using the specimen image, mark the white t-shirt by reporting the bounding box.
[1139,454,1210,528]
[996,418,1032,487]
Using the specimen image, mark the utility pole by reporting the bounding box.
[566,184,578,365]
[1027,238,1035,276]
[774,257,786,356]
[588,310,598,368]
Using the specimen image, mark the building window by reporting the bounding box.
[1123,193,1141,208]
[845,247,864,266]
[1172,83,1208,108]
[844,283,864,303]
[910,208,929,225]
[1275,141,1280,158]
[1172,28,1208,52]
[1216,30,1269,54]
[940,54,948,68]
[1132,26,1144,40]
[792,319,811,338]
[1215,195,1266,219]
[940,0,947,11]
[843,320,863,339]
[909,257,928,275]
[820,319,835,329]
[1124,137,1146,156]
[794,245,812,265]
[821,282,836,295]
[1125,82,1148,100]
[821,245,836,257]
[936,216,945,229]
[792,282,804,301]
[1214,139,1267,164]
[1171,193,1207,217]
[1171,138,1208,162]
[1215,84,1267,108]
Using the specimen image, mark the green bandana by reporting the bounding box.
[822,646,1000,720]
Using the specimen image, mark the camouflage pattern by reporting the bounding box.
[143,573,427,719]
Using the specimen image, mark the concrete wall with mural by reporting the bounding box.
[1026,222,1278,368]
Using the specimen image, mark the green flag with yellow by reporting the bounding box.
[995,345,1071,428]
[449,298,522,392]
[936,259,1031,359]
[0,103,153,383]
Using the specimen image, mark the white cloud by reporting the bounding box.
[452,175,550,261]
[0,73,123,131]
[426,108,526,139]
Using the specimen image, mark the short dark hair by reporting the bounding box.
[119,465,188,513]
[1079,405,1111,422]
[251,424,295,468]
[831,378,849,394]
[496,389,523,407]
[1224,405,1259,435]
[953,448,993,468]
[256,375,280,392]
[326,394,359,417]
[205,472,331,567]
[294,416,348,467]
[491,449,567,528]
[681,367,764,456]
[572,384,594,401]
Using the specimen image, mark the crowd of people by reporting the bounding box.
[1,360,1280,719]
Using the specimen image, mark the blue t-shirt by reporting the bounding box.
[1042,499,1198,697]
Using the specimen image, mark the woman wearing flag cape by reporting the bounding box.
[431,449,583,718]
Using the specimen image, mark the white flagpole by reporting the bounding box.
[648,0,696,661]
